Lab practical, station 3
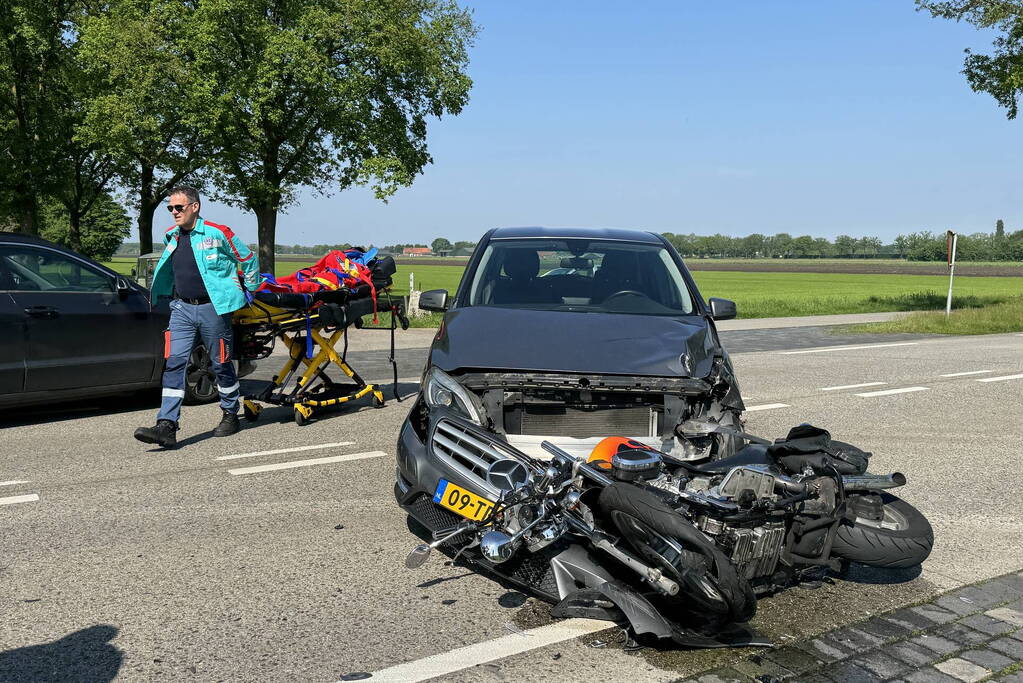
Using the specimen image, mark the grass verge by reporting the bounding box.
[848,296,1023,335]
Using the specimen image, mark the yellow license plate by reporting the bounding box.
[433,479,496,521]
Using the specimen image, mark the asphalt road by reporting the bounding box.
[1,327,1021,682]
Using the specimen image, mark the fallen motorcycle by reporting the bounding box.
[400,416,934,647]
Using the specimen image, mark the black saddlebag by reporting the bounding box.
[767,424,871,475]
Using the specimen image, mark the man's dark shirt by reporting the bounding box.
[172,229,209,299]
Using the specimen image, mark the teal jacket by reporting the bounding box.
[150,217,262,315]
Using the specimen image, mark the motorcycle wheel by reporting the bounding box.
[831,492,933,569]
[598,483,756,625]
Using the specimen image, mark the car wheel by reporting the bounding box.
[184,343,218,405]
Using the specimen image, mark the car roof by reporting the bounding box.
[489,226,663,244]
[0,232,60,247]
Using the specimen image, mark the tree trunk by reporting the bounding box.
[68,210,82,253]
[138,165,157,254]
[15,188,39,236]
[254,203,277,275]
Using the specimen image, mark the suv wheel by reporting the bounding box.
[184,343,218,404]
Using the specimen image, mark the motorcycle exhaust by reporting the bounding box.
[841,472,906,491]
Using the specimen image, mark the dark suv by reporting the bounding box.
[0,233,216,409]
[395,226,744,511]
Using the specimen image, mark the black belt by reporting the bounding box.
[175,295,211,305]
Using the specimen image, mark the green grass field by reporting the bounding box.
[104,257,1023,324]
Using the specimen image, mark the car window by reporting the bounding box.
[466,238,695,315]
[0,246,114,293]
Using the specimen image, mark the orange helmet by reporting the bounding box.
[587,436,657,470]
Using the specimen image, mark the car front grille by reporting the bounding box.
[430,419,524,498]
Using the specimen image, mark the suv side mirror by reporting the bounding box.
[708,297,736,321]
[419,289,449,312]
[114,276,134,299]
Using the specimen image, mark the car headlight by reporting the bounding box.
[424,367,485,425]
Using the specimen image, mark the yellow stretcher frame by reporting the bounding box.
[233,298,388,426]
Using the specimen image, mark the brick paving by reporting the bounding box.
[681,570,1023,683]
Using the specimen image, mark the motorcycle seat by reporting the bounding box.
[687,444,772,474]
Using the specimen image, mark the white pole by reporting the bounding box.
[409,271,414,292]
[945,231,958,317]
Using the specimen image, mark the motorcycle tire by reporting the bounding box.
[597,483,756,625]
[831,492,933,569]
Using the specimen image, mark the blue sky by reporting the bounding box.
[188,1,1021,246]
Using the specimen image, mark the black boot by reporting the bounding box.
[213,411,240,437]
[134,420,178,448]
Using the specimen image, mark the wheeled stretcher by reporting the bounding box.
[232,286,409,425]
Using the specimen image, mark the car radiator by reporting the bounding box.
[513,405,655,438]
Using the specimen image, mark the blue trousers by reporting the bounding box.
[157,300,240,424]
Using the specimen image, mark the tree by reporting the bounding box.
[0,0,78,235]
[78,0,213,255]
[917,1,1023,118]
[834,234,857,256]
[40,192,131,261]
[193,0,478,274]
[431,237,452,253]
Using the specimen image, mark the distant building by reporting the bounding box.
[403,247,432,256]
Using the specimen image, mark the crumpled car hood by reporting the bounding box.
[430,306,719,378]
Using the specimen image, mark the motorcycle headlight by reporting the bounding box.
[424,367,485,425]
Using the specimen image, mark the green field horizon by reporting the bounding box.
[104,257,1023,321]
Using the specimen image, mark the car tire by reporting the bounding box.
[831,493,934,569]
[183,343,218,405]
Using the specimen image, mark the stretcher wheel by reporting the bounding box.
[294,404,313,426]
[243,402,261,422]
[373,391,386,409]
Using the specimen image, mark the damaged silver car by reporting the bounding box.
[396,227,745,512]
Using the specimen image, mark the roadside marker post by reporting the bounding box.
[945,230,958,318]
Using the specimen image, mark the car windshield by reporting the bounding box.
[466,238,695,315]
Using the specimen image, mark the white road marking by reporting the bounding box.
[779,342,918,355]
[941,370,991,377]
[855,387,930,398]
[227,451,385,476]
[216,441,356,461]
[0,494,39,506]
[820,382,886,391]
[746,403,790,412]
[977,373,1023,383]
[0,480,30,487]
[363,618,611,683]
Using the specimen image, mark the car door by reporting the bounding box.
[0,259,26,394]
[0,244,158,392]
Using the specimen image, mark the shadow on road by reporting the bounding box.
[0,390,161,429]
[838,562,923,585]
[0,624,122,683]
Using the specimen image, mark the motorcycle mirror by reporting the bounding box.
[405,543,432,569]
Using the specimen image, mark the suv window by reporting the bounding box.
[0,246,113,293]
[467,238,695,315]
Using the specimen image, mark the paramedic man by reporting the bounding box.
[134,186,261,449]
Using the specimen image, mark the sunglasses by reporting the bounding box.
[167,202,196,213]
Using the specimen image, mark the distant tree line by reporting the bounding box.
[661,222,1023,261]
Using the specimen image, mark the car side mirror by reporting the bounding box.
[115,276,133,299]
[419,289,449,312]
[708,297,736,321]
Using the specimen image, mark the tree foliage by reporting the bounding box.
[191,0,478,273]
[40,192,131,260]
[77,0,213,254]
[917,1,1023,118]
